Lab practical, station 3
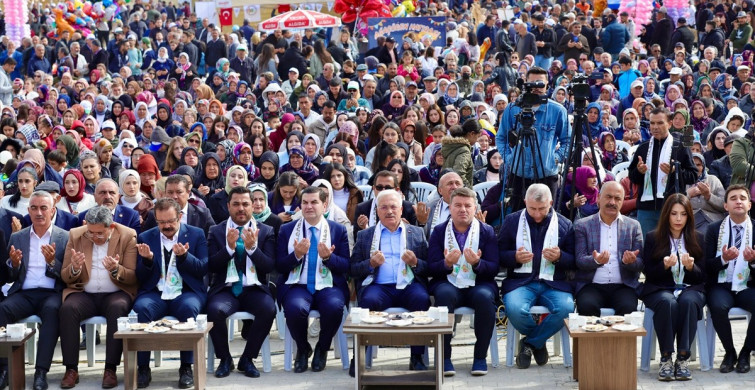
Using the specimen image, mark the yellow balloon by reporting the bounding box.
[402,0,415,13]
[392,4,406,17]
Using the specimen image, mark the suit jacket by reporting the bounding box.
[275,219,350,302]
[6,225,68,295]
[0,208,22,245]
[498,209,576,295]
[574,213,644,293]
[423,198,447,239]
[79,205,141,235]
[143,203,215,237]
[641,230,706,298]
[426,220,500,295]
[353,199,417,240]
[207,220,275,297]
[704,218,755,288]
[350,224,429,293]
[60,223,138,300]
[23,209,79,231]
[135,224,208,299]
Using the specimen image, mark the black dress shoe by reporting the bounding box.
[294,343,312,373]
[533,345,549,366]
[736,351,751,373]
[137,366,152,388]
[0,367,8,390]
[237,355,252,372]
[32,368,48,390]
[409,354,427,371]
[214,357,234,378]
[311,343,328,372]
[178,365,194,389]
[243,360,260,378]
[720,351,737,373]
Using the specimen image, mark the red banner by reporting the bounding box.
[219,8,233,26]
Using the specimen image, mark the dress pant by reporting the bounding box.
[206,286,276,360]
[60,290,132,367]
[133,290,205,366]
[576,283,638,316]
[282,285,345,352]
[0,288,61,371]
[510,175,558,213]
[434,282,497,359]
[643,289,705,354]
[359,283,430,355]
[707,284,755,353]
[503,281,574,349]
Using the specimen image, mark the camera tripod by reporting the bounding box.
[503,104,549,215]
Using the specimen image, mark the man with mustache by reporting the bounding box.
[132,198,208,388]
[573,181,644,317]
[78,179,141,234]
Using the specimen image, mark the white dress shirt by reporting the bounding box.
[22,226,56,290]
[593,215,622,284]
[84,242,119,293]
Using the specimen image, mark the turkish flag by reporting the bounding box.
[219,8,233,26]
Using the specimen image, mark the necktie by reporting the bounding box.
[307,226,318,294]
[734,225,743,249]
[232,226,245,297]
[163,247,172,275]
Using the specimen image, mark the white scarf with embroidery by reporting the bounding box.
[158,251,183,300]
[285,218,334,290]
[445,218,480,288]
[716,216,752,292]
[514,209,558,281]
[362,222,414,289]
[641,136,673,202]
[225,219,262,287]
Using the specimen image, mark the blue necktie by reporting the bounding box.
[734,225,743,249]
[307,226,318,294]
[232,226,245,297]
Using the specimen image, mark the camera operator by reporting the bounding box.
[628,107,697,235]
[496,66,572,211]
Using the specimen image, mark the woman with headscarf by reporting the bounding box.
[136,154,161,199]
[208,164,249,223]
[114,133,138,169]
[279,145,319,185]
[670,109,691,134]
[232,142,260,181]
[703,127,730,168]
[152,47,175,80]
[155,102,174,129]
[57,169,97,215]
[247,184,282,235]
[217,139,236,171]
[268,112,296,152]
[686,152,725,233]
[195,152,224,200]
[252,150,280,191]
[93,138,122,180]
[55,134,81,169]
[599,131,629,172]
[473,149,502,185]
[278,131,305,167]
[381,91,409,121]
[690,100,718,140]
[118,169,154,223]
[438,82,461,111]
[309,178,355,250]
[585,102,608,142]
[561,166,600,219]
[419,144,443,186]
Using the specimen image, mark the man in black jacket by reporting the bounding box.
[532,13,557,69]
[651,7,675,56]
[376,36,399,66]
[86,39,108,73]
[669,17,697,55]
[205,27,227,71]
[278,41,308,79]
[699,20,726,59]
[353,172,417,240]
[230,46,255,86]
[180,30,199,67]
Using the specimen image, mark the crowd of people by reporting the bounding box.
[0,0,754,388]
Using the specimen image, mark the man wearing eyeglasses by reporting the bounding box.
[350,190,430,374]
[142,175,215,236]
[132,198,208,388]
[58,206,138,389]
[353,171,417,239]
[0,191,68,390]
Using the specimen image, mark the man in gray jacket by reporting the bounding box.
[0,58,14,106]
[514,20,537,61]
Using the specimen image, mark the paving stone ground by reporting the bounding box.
[32,317,755,389]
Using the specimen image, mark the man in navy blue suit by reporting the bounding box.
[428,187,500,377]
[21,181,79,231]
[276,187,350,373]
[206,187,276,379]
[350,190,430,371]
[78,179,141,234]
[141,175,215,236]
[133,198,208,388]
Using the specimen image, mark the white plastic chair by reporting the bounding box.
[354,165,372,178]
[473,181,497,204]
[615,140,631,155]
[505,306,571,368]
[610,161,630,177]
[207,312,272,374]
[283,308,350,371]
[705,307,752,369]
[411,182,437,203]
[640,307,709,372]
[614,169,629,183]
[358,185,373,201]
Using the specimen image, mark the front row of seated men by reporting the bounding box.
[0,176,753,389]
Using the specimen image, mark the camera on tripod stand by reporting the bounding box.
[567,74,591,108]
[508,79,549,146]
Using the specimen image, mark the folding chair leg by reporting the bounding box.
[86,323,95,367]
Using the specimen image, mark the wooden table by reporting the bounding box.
[115,323,212,390]
[565,320,646,390]
[0,329,35,390]
[343,315,454,390]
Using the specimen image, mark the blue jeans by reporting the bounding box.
[504,281,574,349]
[534,55,553,70]
[636,209,660,239]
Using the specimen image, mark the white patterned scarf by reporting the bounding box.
[225,219,262,287]
[716,216,752,292]
[514,209,559,281]
[641,136,673,202]
[445,218,480,288]
[285,218,334,290]
[362,222,414,289]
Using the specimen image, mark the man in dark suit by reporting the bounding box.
[417,171,464,239]
[142,175,215,236]
[704,185,755,374]
[350,190,430,371]
[133,198,208,388]
[574,181,644,317]
[0,191,68,390]
[0,207,23,242]
[78,179,141,234]
[427,187,499,377]
[276,187,350,373]
[206,187,276,379]
[353,171,417,240]
[21,181,79,231]
[499,184,575,370]
[277,41,308,80]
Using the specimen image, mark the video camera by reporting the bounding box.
[516,79,549,107]
[508,79,548,147]
[567,74,591,109]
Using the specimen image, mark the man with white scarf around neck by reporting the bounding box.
[350,189,430,373]
[428,187,500,377]
[499,183,576,370]
[276,186,350,374]
[704,184,755,374]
